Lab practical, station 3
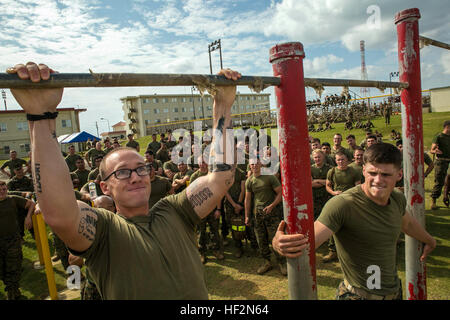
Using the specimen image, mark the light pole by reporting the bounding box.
[389,71,399,95]
[208,39,223,74]
[1,89,6,110]
[100,117,111,132]
[191,86,197,119]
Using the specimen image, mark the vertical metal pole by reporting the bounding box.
[219,39,223,70]
[395,8,426,300]
[208,45,213,75]
[270,42,317,300]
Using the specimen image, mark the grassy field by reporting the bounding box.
[1,112,449,300]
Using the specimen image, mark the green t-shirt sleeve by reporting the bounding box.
[431,134,439,145]
[245,177,252,193]
[270,175,281,189]
[1,161,9,170]
[12,195,28,210]
[317,196,347,233]
[424,152,433,166]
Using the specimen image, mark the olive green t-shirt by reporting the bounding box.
[348,162,364,183]
[156,149,170,164]
[318,185,406,295]
[0,195,27,237]
[432,132,450,159]
[104,146,114,155]
[125,140,140,151]
[86,149,106,168]
[190,170,208,183]
[65,154,82,172]
[88,168,100,181]
[70,190,207,300]
[149,176,172,209]
[327,166,361,192]
[147,141,161,155]
[163,161,179,176]
[173,170,194,193]
[74,169,91,189]
[1,158,27,177]
[245,174,281,213]
[311,163,332,198]
[7,175,34,192]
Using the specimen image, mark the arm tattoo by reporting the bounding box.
[34,163,42,193]
[188,187,214,208]
[78,208,98,241]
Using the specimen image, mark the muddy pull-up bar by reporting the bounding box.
[0,73,408,90]
[419,35,450,50]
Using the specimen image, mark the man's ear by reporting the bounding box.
[100,181,110,196]
[397,168,403,182]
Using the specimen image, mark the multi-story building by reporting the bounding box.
[0,107,86,160]
[100,121,127,141]
[120,92,271,137]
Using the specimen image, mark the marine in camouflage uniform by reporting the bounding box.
[430,121,450,209]
[0,181,35,300]
[6,165,34,239]
[245,159,286,276]
[190,162,223,263]
[224,167,258,258]
[310,150,332,220]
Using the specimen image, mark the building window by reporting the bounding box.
[162,98,168,103]
[152,98,159,103]
[16,122,28,131]
[142,98,150,103]
[154,109,160,114]
[155,119,161,124]
[3,145,10,154]
[183,117,187,120]
[20,144,30,153]
[173,108,178,113]
[189,107,194,112]
[163,108,169,113]
[145,120,150,125]
[207,106,212,111]
[174,117,179,121]
[62,119,72,128]
[143,109,150,114]
[181,107,186,113]
[172,98,177,102]
[0,123,6,132]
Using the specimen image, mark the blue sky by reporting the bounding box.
[0,0,449,136]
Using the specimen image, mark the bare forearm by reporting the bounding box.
[29,120,78,228]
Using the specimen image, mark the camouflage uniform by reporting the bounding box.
[224,168,258,251]
[336,280,402,300]
[245,175,285,265]
[431,132,450,200]
[0,195,28,300]
[7,175,34,239]
[190,170,222,257]
[311,163,332,220]
[81,269,102,300]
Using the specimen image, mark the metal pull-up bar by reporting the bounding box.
[419,35,450,50]
[0,73,407,90]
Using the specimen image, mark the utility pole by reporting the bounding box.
[208,39,223,74]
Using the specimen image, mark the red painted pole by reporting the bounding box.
[395,8,427,300]
[270,42,317,300]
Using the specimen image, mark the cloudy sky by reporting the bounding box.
[0,0,449,136]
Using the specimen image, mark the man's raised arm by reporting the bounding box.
[8,63,95,252]
[186,69,241,219]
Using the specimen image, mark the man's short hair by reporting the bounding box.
[346,134,355,140]
[444,120,450,128]
[311,138,321,144]
[145,150,154,155]
[353,146,364,153]
[99,147,139,180]
[363,143,402,169]
[335,151,348,160]
[321,142,331,148]
[127,134,133,137]
[311,149,324,156]
[367,134,377,140]
[334,133,342,138]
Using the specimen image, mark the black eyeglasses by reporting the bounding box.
[103,165,151,181]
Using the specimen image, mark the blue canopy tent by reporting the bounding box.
[58,131,100,153]
[58,131,100,144]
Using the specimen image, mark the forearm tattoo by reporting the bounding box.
[34,163,43,193]
[189,187,214,208]
[78,208,98,241]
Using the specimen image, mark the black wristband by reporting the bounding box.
[26,112,59,121]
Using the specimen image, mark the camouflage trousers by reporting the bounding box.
[336,280,402,300]
[0,234,23,293]
[81,279,102,300]
[53,233,69,270]
[253,206,285,263]
[17,207,34,239]
[224,203,258,249]
[313,193,330,220]
[431,159,450,199]
[198,212,222,254]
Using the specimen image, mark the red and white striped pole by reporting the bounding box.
[270,42,317,300]
[395,8,427,300]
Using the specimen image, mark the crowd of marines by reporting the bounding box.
[1,116,449,300]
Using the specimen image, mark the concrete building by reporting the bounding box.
[100,121,127,140]
[120,92,271,137]
[0,107,86,160]
[430,86,450,112]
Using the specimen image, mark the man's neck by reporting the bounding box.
[117,204,149,218]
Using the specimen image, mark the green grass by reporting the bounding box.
[1,112,449,300]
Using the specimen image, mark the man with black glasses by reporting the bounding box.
[7,62,240,300]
